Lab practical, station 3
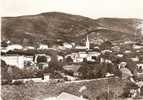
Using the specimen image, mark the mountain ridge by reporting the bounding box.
[2,12,143,46]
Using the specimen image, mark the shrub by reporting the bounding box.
[96,91,114,100]
[37,56,47,63]
[12,80,24,85]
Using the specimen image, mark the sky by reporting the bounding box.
[1,0,143,19]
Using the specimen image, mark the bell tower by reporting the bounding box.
[86,35,90,50]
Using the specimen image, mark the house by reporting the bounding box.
[37,62,49,70]
[65,52,88,63]
[37,44,48,50]
[124,50,132,54]
[136,63,143,74]
[93,38,104,45]
[86,51,101,62]
[1,55,35,69]
[57,92,87,100]
[63,64,81,72]
[75,46,87,50]
[124,40,135,44]
[101,49,112,54]
[111,46,120,52]
[88,51,101,57]
[0,47,8,53]
[133,44,143,50]
[137,63,143,70]
[24,56,35,67]
[65,51,101,63]
[6,44,23,51]
[100,57,112,64]
[63,42,73,49]
[93,46,100,51]
[1,55,25,69]
[57,55,64,62]
[116,54,124,58]
[56,42,73,50]
[57,46,66,50]
[23,46,35,51]
[136,50,140,53]
[50,45,63,51]
[65,52,87,63]
[130,56,139,62]
[105,73,114,77]
[34,54,51,63]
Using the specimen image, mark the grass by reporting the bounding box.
[1,77,128,100]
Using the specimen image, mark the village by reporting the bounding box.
[1,34,143,99]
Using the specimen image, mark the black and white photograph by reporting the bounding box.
[1,0,143,100]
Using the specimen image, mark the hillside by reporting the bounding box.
[1,12,143,46]
[1,78,127,100]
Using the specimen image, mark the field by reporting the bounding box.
[1,77,129,100]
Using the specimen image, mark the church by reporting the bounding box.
[75,35,90,50]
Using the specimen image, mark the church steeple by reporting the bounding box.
[86,35,90,50]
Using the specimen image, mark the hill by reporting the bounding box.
[1,12,143,46]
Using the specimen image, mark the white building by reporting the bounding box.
[37,44,48,50]
[101,49,112,54]
[65,52,87,63]
[130,56,139,62]
[6,44,23,51]
[1,55,35,69]
[65,51,101,63]
[116,54,124,58]
[75,46,87,50]
[23,46,35,51]
[57,46,66,50]
[137,63,143,70]
[57,55,64,62]
[111,46,120,52]
[34,54,51,63]
[1,55,25,69]
[124,40,135,44]
[133,44,143,50]
[63,42,73,49]
[87,51,101,62]
[124,50,132,54]
[57,92,87,100]
[0,47,8,53]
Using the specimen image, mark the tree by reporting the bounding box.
[47,50,64,73]
[1,41,8,47]
[37,56,47,63]
[96,91,115,100]
[66,56,73,63]
[121,82,138,98]
[100,41,112,50]
[1,60,8,79]
[78,63,103,79]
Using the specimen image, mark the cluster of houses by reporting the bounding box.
[1,36,143,78]
[0,36,89,68]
